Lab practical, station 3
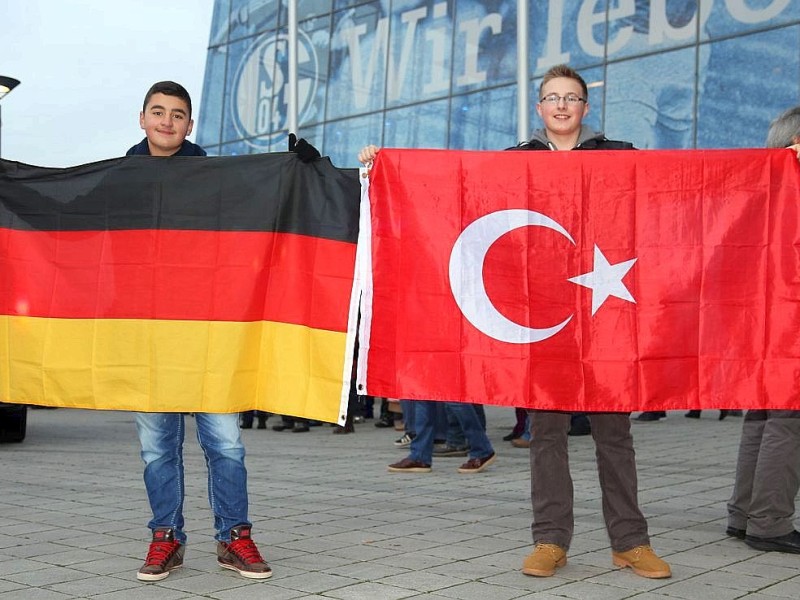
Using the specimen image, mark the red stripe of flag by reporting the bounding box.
[0,229,355,332]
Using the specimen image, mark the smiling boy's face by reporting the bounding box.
[536,76,589,141]
[139,93,194,156]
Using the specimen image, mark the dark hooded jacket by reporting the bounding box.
[126,138,207,156]
[508,125,634,151]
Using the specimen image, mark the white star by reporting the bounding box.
[568,245,637,316]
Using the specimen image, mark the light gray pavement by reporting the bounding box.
[1,407,799,600]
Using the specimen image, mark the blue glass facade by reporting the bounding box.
[197,0,799,166]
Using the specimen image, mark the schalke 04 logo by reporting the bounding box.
[232,30,318,148]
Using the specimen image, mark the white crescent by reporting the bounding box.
[449,209,575,344]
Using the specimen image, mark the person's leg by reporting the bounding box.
[590,413,649,552]
[473,403,486,430]
[433,401,448,442]
[529,411,573,550]
[135,412,187,543]
[407,401,436,464]
[445,403,467,449]
[745,411,800,538]
[194,413,250,542]
[727,410,766,533]
[400,400,416,435]
[448,403,493,459]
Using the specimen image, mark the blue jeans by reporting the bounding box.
[446,403,488,448]
[409,401,494,465]
[135,412,250,544]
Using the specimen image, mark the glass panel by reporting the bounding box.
[220,139,256,156]
[223,37,264,145]
[383,99,450,149]
[605,47,697,148]
[452,0,516,93]
[334,0,378,10]
[297,15,333,127]
[323,113,384,167]
[327,1,388,120]
[385,0,455,107]
[229,0,280,43]
[532,0,607,75]
[608,0,702,60]
[449,85,516,150]
[703,0,798,40]
[209,0,232,47]
[197,46,228,149]
[697,26,800,149]
[277,0,333,23]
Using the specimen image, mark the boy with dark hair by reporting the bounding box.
[129,80,270,583]
[127,81,206,157]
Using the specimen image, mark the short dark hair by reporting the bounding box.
[539,64,588,100]
[142,81,193,117]
[766,106,800,148]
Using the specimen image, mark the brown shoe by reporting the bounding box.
[511,438,531,448]
[522,543,567,577]
[612,545,671,579]
[457,452,496,473]
[217,525,272,579]
[387,457,432,473]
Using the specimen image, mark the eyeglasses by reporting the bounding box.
[539,94,586,106]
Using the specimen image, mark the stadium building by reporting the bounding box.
[196,0,799,166]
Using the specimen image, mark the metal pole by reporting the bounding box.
[516,0,529,143]
[287,0,298,135]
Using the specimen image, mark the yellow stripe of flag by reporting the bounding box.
[1,316,349,423]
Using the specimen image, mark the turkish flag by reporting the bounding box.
[357,148,800,412]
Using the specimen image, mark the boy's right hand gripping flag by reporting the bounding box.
[357,148,800,412]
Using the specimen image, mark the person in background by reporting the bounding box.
[240,411,268,429]
[726,105,800,555]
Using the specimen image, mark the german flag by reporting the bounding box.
[0,153,360,424]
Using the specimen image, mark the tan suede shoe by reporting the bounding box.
[612,545,671,578]
[521,543,567,577]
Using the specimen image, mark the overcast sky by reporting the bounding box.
[0,0,214,167]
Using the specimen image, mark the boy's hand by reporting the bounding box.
[288,133,321,162]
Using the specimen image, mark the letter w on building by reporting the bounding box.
[0,154,361,424]
[357,148,800,412]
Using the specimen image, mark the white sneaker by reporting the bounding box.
[394,433,415,447]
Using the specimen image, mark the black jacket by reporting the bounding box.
[508,125,634,151]
[126,138,207,156]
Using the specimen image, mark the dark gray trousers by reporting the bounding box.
[727,410,800,538]
[529,411,649,552]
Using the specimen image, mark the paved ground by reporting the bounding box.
[1,407,798,600]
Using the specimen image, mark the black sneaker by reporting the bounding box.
[217,525,272,579]
[433,444,468,457]
[137,528,184,582]
[634,411,666,422]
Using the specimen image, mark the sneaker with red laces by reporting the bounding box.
[217,524,272,579]
[137,527,184,582]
